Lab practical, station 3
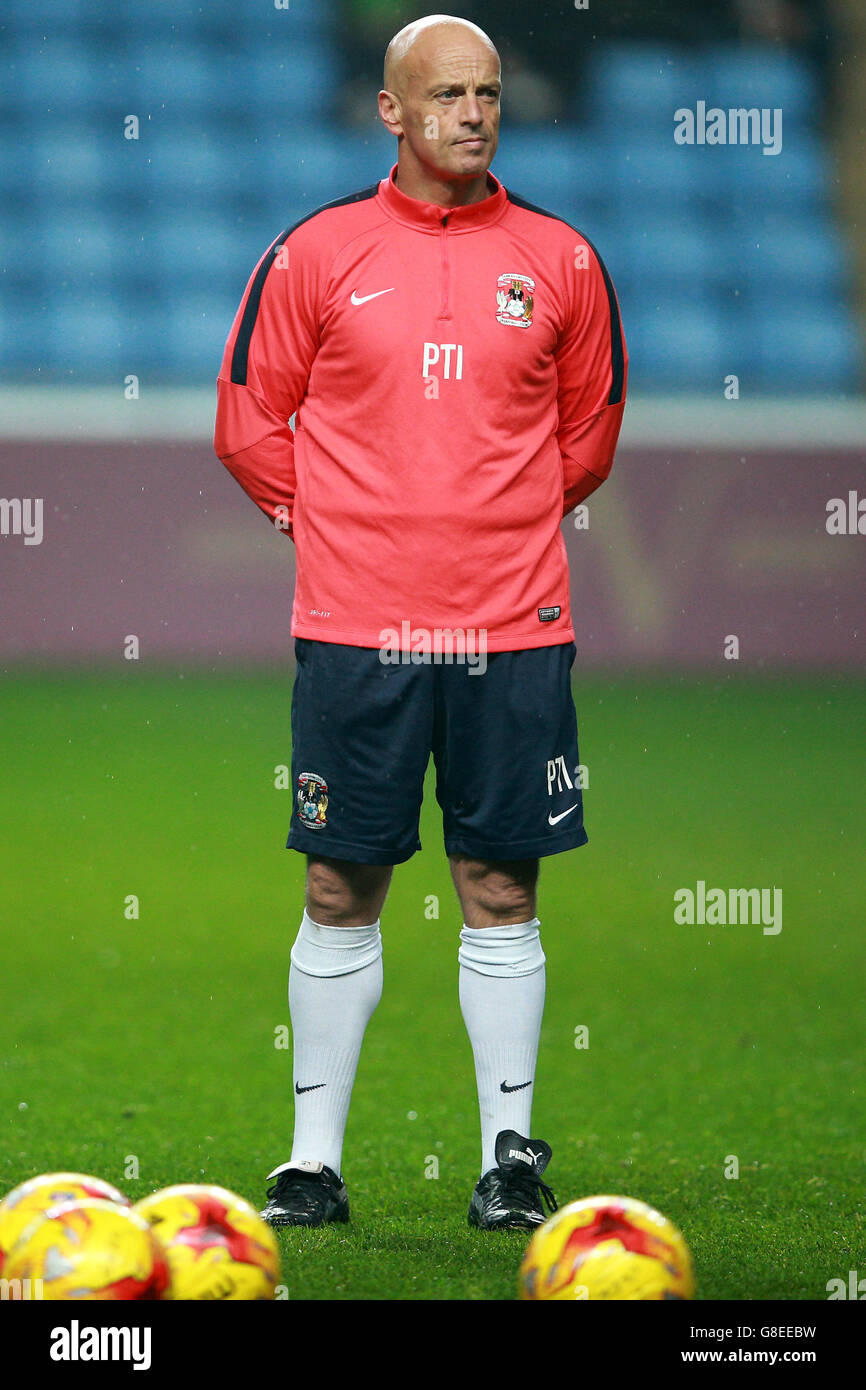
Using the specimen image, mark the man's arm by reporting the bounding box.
[214,229,320,539]
[555,239,628,517]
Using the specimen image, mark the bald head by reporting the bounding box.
[384,14,499,98]
[378,12,501,204]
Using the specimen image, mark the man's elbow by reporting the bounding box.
[562,461,609,517]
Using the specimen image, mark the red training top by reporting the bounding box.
[215,163,627,651]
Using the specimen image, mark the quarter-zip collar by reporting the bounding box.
[378,162,509,233]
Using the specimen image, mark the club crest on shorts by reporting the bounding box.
[496,272,535,328]
[296,772,328,829]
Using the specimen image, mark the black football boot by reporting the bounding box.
[260,1160,349,1228]
[468,1129,558,1230]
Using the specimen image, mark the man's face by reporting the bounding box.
[388,32,501,183]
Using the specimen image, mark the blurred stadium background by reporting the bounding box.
[2,4,865,1302]
[0,0,864,667]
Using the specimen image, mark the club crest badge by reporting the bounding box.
[296,772,328,829]
[496,272,535,328]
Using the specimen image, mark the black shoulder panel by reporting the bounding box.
[506,189,625,406]
[230,183,381,386]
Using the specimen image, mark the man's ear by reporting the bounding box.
[378,89,404,137]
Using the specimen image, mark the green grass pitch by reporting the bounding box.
[1,670,862,1300]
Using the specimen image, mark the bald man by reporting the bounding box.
[215,14,627,1230]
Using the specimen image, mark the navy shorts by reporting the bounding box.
[286,638,588,865]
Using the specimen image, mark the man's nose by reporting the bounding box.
[458,94,484,125]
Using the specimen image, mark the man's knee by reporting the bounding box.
[305,856,392,926]
[450,855,539,927]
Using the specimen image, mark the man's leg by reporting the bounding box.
[270,639,432,1222]
[286,856,392,1175]
[450,854,546,1176]
[434,643,582,1224]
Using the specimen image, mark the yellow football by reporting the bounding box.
[0,1172,130,1274]
[135,1183,280,1300]
[519,1194,695,1300]
[4,1198,170,1299]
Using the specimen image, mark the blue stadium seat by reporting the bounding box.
[0,50,18,119]
[339,130,396,188]
[123,44,223,113]
[30,124,114,202]
[36,210,121,284]
[12,41,93,113]
[626,217,718,292]
[625,302,729,391]
[608,273,646,335]
[703,137,827,211]
[734,211,850,300]
[193,0,336,39]
[233,42,342,124]
[615,134,822,216]
[579,43,704,129]
[145,214,250,294]
[698,44,819,128]
[490,131,606,217]
[95,139,157,205]
[250,131,396,225]
[745,305,862,392]
[0,123,32,204]
[140,132,245,201]
[585,223,630,293]
[3,0,94,33]
[222,215,293,279]
[0,213,43,302]
[9,37,140,117]
[688,207,746,291]
[258,132,376,213]
[0,304,54,372]
[46,293,126,373]
[68,0,336,41]
[108,292,181,373]
[599,134,709,211]
[158,293,236,378]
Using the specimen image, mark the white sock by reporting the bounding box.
[458,919,546,1177]
[285,910,383,1176]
